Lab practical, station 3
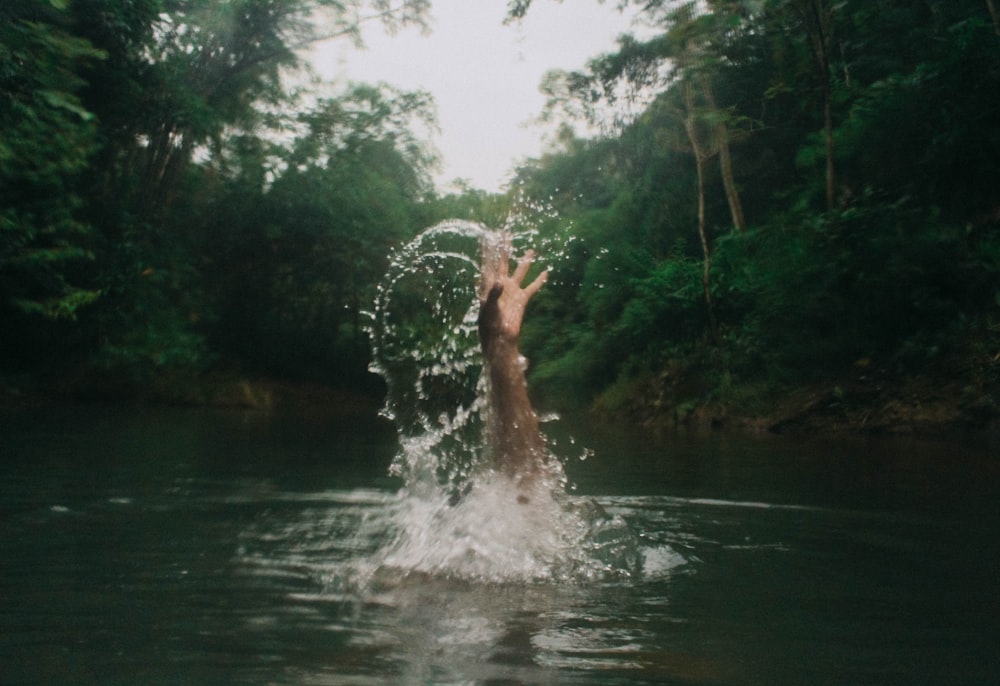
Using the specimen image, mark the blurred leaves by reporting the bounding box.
[0,0,105,321]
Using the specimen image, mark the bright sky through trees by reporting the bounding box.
[309,0,642,192]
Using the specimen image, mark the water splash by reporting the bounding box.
[366,219,640,583]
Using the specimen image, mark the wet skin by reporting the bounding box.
[478,235,549,498]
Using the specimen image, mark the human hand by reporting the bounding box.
[479,233,548,343]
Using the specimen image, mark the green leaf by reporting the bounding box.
[38,90,95,121]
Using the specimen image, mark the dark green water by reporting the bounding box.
[1,405,997,685]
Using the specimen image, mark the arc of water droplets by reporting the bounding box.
[360,216,647,583]
[367,221,495,489]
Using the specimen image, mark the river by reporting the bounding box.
[2,405,997,685]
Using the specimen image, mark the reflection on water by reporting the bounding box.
[1,405,999,685]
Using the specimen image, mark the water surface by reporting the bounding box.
[2,405,997,685]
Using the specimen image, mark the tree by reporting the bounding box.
[509,0,1000,420]
[533,2,761,328]
[75,0,429,220]
[0,0,104,322]
[634,1,751,234]
[204,83,437,381]
[781,0,839,210]
[66,0,433,382]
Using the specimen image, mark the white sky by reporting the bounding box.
[308,0,643,192]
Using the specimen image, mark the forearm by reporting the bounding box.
[484,342,536,429]
[481,339,545,477]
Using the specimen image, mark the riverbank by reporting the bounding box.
[594,354,1000,442]
[0,371,385,416]
[3,363,998,443]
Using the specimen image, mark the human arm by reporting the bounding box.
[478,235,549,488]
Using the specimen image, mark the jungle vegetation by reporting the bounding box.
[2,0,999,429]
[510,0,1000,428]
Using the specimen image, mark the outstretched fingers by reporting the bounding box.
[509,249,547,303]
[522,269,548,300]
[511,249,535,285]
[481,233,548,306]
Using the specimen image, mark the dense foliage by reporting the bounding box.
[1,0,438,398]
[510,0,1000,425]
[2,0,998,428]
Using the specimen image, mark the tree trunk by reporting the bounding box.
[702,78,747,233]
[791,0,837,210]
[822,78,835,210]
[683,82,718,335]
[986,0,1000,36]
[804,0,836,210]
[695,158,717,336]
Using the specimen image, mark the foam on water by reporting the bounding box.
[378,475,583,582]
